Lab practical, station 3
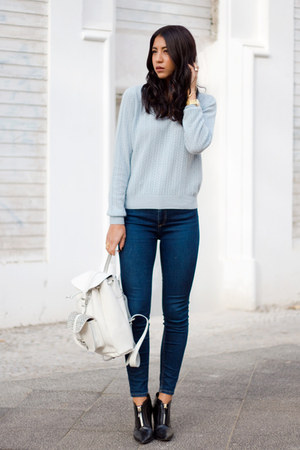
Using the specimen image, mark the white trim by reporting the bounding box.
[81,29,111,42]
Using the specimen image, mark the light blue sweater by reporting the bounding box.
[108,85,217,224]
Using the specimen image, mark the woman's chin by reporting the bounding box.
[156,73,168,79]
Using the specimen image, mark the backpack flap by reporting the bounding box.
[71,270,112,294]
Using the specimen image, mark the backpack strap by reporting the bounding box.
[126,314,149,368]
[103,254,112,273]
[103,254,149,368]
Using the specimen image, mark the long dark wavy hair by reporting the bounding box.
[141,25,204,125]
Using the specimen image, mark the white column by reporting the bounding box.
[221,0,269,310]
[82,0,116,265]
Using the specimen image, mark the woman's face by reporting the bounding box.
[152,35,176,80]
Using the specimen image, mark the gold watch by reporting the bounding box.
[186,98,200,106]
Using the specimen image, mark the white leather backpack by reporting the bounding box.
[67,254,149,367]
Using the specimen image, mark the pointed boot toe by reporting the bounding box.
[153,392,174,441]
[133,394,154,444]
[133,426,153,444]
[154,424,174,441]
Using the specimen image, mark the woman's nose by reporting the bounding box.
[156,52,163,62]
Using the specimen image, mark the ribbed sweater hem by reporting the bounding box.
[125,194,198,210]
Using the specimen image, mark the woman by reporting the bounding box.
[106,25,217,444]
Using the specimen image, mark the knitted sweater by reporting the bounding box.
[108,85,217,224]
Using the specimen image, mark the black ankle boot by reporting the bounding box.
[153,392,174,441]
[133,394,154,444]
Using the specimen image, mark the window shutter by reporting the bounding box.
[294,1,300,238]
[0,0,48,262]
[116,0,217,39]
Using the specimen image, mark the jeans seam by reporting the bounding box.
[159,328,166,392]
[158,389,174,395]
[131,392,149,397]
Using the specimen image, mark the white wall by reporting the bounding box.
[217,0,300,309]
[254,0,300,306]
[0,0,113,327]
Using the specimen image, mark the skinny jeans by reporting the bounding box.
[119,209,200,397]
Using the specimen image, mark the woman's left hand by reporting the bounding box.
[187,63,198,97]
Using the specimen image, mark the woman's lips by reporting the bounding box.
[156,67,164,71]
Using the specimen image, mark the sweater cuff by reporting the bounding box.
[109,216,125,225]
[184,103,203,111]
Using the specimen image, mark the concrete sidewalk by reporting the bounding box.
[0,307,300,449]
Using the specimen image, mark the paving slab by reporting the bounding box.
[0,407,10,418]
[56,429,139,450]
[74,394,131,433]
[229,398,300,449]
[0,426,73,450]
[245,359,300,399]
[0,382,32,407]
[0,407,83,449]
[227,359,300,449]
[1,368,120,393]
[18,390,101,411]
[177,367,254,400]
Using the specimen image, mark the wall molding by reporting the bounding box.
[81,29,112,42]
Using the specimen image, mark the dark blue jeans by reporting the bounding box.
[119,209,200,397]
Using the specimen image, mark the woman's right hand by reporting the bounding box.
[105,224,126,255]
[187,62,198,99]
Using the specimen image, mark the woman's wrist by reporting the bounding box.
[110,216,125,225]
[187,89,197,101]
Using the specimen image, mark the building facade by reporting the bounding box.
[0,0,299,327]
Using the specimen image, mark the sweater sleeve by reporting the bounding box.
[182,93,217,155]
[107,87,136,224]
